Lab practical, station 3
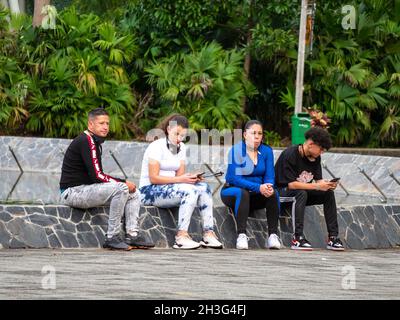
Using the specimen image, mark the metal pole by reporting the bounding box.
[322,161,350,196]
[294,0,308,115]
[357,166,387,203]
[109,150,128,180]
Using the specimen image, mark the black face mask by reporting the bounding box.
[88,130,106,144]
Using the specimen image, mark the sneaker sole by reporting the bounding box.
[129,245,154,250]
[291,246,313,251]
[326,246,345,251]
[200,241,223,249]
[103,245,134,251]
[172,244,200,250]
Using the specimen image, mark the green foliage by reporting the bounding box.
[146,41,256,131]
[0,6,137,138]
[263,130,282,147]
[1,0,399,147]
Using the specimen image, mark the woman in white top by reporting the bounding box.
[139,114,223,249]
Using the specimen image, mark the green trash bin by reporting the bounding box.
[291,112,311,145]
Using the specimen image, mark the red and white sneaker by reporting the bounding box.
[291,235,313,251]
[326,236,345,251]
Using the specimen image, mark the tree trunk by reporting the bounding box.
[241,0,253,116]
[242,32,252,115]
[18,0,25,13]
[8,0,20,13]
[33,0,50,27]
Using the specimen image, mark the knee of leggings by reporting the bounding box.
[240,188,250,202]
[196,182,212,195]
[181,188,199,205]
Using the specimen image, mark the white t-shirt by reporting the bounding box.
[139,138,186,188]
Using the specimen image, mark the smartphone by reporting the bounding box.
[330,177,341,182]
[196,172,206,178]
[196,171,224,178]
[202,171,224,178]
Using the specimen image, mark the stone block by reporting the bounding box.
[77,232,100,248]
[93,226,106,246]
[58,206,71,220]
[71,208,86,223]
[140,212,159,231]
[363,206,376,225]
[157,208,177,230]
[341,210,354,225]
[48,234,62,248]
[59,219,77,233]
[44,206,58,217]
[6,218,49,248]
[392,206,400,214]
[76,223,93,232]
[0,211,13,222]
[45,228,54,236]
[349,222,364,239]
[9,238,28,249]
[0,221,11,248]
[393,215,400,227]
[91,214,108,226]
[25,207,45,215]
[28,214,58,227]
[345,228,365,250]
[87,207,106,216]
[6,206,26,216]
[147,227,169,248]
[55,230,79,248]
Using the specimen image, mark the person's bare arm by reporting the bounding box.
[288,180,335,191]
[148,159,198,184]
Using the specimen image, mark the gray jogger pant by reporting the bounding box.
[60,182,140,238]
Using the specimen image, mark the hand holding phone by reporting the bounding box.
[196,172,205,179]
[330,177,340,183]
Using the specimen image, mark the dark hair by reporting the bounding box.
[244,119,263,131]
[304,127,332,150]
[88,108,109,120]
[159,113,189,136]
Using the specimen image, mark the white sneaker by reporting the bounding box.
[236,233,249,250]
[200,232,223,249]
[173,235,201,250]
[266,233,281,250]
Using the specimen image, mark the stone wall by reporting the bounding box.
[1,204,400,250]
[1,136,399,250]
[1,136,400,203]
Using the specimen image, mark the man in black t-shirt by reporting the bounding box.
[275,127,344,251]
[59,108,154,251]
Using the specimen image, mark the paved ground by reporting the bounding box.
[0,247,399,300]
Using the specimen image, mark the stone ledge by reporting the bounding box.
[1,204,400,250]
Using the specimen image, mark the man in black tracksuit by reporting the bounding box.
[274,127,344,251]
[60,108,154,250]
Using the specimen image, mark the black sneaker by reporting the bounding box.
[103,235,132,251]
[291,235,313,251]
[327,236,345,251]
[125,233,155,249]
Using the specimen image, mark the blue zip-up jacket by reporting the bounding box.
[224,141,275,193]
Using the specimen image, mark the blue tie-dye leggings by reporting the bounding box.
[139,183,214,232]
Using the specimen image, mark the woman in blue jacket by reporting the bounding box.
[221,120,281,250]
